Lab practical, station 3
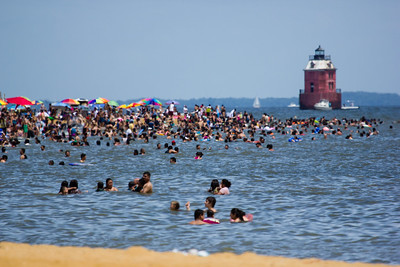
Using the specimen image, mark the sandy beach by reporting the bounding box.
[0,242,396,267]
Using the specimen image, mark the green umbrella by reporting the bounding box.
[107,100,119,107]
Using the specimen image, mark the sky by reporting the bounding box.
[0,0,399,102]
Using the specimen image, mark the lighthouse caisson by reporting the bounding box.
[299,46,342,109]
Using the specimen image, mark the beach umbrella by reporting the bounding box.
[61,98,80,105]
[107,100,119,107]
[139,98,162,106]
[31,100,43,105]
[6,96,34,106]
[117,104,127,109]
[0,99,7,105]
[127,102,144,108]
[165,100,180,105]
[89,97,109,104]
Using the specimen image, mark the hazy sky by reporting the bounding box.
[1,0,399,102]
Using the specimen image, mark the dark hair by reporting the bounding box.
[133,149,139,155]
[206,209,214,218]
[206,196,216,207]
[97,182,104,191]
[59,161,65,165]
[143,171,151,177]
[221,179,231,188]
[128,181,136,189]
[194,209,204,220]
[80,153,86,159]
[170,157,176,163]
[134,178,145,192]
[69,179,78,188]
[208,179,219,192]
[231,208,246,221]
[59,180,69,193]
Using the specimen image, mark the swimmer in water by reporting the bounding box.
[208,179,220,194]
[230,208,252,223]
[0,155,8,163]
[203,209,220,224]
[216,179,231,195]
[189,209,208,225]
[80,153,86,163]
[204,196,217,213]
[104,178,118,191]
[194,151,203,160]
[170,201,190,211]
[96,182,104,192]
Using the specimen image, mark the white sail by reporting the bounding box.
[253,97,260,108]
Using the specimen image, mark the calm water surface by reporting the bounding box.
[1,107,399,264]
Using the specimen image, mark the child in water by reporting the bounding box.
[203,210,220,224]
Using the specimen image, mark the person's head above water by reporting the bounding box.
[170,201,180,210]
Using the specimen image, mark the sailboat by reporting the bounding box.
[253,97,260,108]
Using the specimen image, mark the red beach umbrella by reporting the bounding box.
[6,96,34,106]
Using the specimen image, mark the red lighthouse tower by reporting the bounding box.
[299,46,341,109]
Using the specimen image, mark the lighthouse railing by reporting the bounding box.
[336,88,341,93]
[299,89,304,94]
[309,55,331,60]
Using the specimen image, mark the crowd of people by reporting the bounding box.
[1,101,387,223]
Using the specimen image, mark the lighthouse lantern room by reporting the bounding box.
[299,46,342,109]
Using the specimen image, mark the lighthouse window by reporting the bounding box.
[329,82,334,89]
[310,62,315,68]
[310,83,314,92]
[329,73,333,79]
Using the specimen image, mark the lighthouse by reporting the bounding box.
[299,46,341,109]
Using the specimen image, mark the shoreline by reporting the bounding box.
[0,242,395,267]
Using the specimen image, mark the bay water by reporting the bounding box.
[1,106,399,264]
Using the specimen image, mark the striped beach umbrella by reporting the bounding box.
[61,98,80,105]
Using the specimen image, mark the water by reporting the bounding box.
[1,107,399,264]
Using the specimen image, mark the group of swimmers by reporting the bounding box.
[170,194,251,224]
[59,172,153,195]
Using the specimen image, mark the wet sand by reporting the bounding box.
[0,242,395,267]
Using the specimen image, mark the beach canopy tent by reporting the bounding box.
[6,96,34,106]
[0,99,7,105]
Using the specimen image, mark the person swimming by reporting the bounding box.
[208,179,219,194]
[170,201,190,211]
[189,209,208,225]
[230,208,253,223]
[96,181,104,192]
[203,209,220,224]
[216,179,231,195]
[104,178,118,191]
